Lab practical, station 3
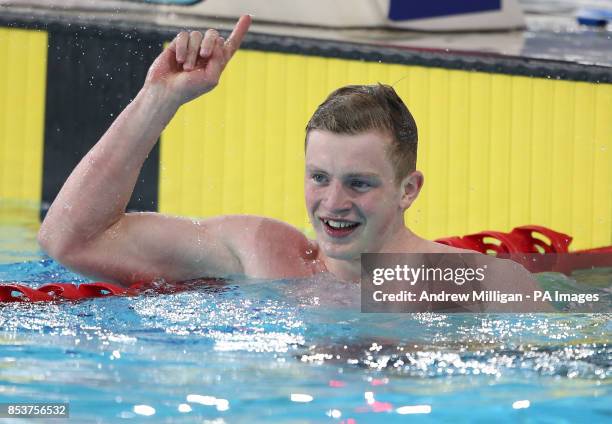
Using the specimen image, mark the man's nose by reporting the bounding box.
[323,181,351,212]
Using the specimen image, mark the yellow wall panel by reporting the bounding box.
[530,79,554,230]
[222,51,247,215]
[447,70,470,234]
[592,84,612,248]
[487,74,512,232]
[241,51,268,217]
[509,76,533,227]
[0,28,47,208]
[423,68,451,236]
[468,72,491,233]
[550,81,575,237]
[572,83,596,248]
[159,48,612,249]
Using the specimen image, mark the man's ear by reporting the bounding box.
[399,170,424,210]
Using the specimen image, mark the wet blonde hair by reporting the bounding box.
[305,83,418,183]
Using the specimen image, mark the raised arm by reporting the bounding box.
[38,16,256,286]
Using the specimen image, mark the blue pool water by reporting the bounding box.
[0,216,610,423]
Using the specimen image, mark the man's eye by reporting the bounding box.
[312,174,328,184]
[350,180,370,190]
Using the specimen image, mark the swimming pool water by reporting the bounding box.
[0,217,610,423]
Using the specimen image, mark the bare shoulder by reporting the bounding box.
[222,215,310,248]
[222,215,317,279]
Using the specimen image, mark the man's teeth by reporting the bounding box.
[325,219,357,229]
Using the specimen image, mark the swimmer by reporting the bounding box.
[38,16,552,311]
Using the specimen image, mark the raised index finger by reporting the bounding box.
[224,15,252,59]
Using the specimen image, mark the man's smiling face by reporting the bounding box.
[304,129,407,260]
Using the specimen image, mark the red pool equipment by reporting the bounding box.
[435,225,612,274]
[37,282,85,300]
[0,278,228,303]
[0,284,54,302]
[0,282,127,303]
